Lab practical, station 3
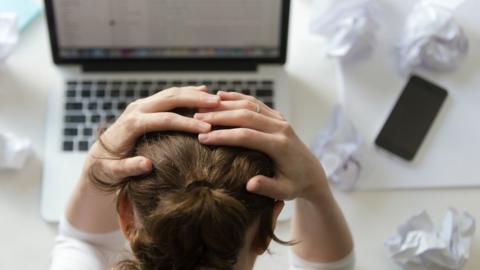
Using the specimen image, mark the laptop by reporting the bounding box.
[41,0,292,222]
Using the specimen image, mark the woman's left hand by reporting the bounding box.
[194,91,329,202]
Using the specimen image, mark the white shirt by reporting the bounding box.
[50,217,355,270]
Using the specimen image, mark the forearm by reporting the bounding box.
[65,151,120,234]
[291,170,353,262]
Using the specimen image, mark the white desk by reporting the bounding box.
[338,0,480,189]
[0,1,479,269]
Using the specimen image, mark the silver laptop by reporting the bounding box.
[41,0,292,222]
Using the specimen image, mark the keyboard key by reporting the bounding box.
[96,90,106,97]
[64,128,78,136]
[63,141,74,151]
[103,102,112,110]
[262,80,274,86]
[83,128,93,136]
[125,89,135,97]
[140,89,150,97]
[97,80,107,86]
[127,80,138,86]
[67,81,78,86]
[111,89,120,97]
[65,102,82,110]
[66,90,76,98]
[141,80,152,86]
[232,80,243,85]
[247,80,258,85]
[78,141,89,151]
[172,81,183,86]
[241,89,251,95]
[117,102,127,110]
[256,89,273,97]
[82,81,93,86]
[65,115,86,123]
[265,101,274,108]
[91,115,101,123]
[111,86,121,92]
[187,80,198,85]
[67,84,77,91]
[217,80,228,85]
[81,90,91,98]
[106,114,116,122]
[88,102,98,110]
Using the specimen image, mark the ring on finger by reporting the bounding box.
[255,102,261,114]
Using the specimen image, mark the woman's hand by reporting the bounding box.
[195,91,354,264]
[86,86,220,182]
[67,86,220,233]
[194,91,328,202]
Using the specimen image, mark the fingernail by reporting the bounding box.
[198,133,209,142]
[140,158,152,171]
[246,180,258,192]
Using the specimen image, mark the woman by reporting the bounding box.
[50,86,354,270]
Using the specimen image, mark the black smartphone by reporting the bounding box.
[375,75,448,161]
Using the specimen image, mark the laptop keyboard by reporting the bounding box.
[62,79,275,152]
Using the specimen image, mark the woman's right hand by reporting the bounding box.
[194,91,330,202]
[67,86,221,233]
[86,86,220,182]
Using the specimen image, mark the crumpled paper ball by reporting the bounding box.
[311,106,362,191]
[0,132,32,170]
[385,208,476,270]
[310,0,380,59]
[397,0,468,74]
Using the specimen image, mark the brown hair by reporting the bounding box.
[93,131,287,270]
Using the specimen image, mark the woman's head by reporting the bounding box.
[94,131,285,270]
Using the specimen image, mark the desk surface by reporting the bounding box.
[0,0,479,269]
[338,0,480,190]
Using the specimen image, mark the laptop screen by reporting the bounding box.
[46,0,288,64]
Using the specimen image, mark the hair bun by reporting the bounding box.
[184,180,214,192]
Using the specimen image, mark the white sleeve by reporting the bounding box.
[50,216,131,270]
[289,250,355,270]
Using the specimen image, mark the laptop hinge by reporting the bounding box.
[82,62,258,72]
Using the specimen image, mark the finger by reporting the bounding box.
[198,100,280,119]
[247,175,294,201]
[94,156,152,181]
[138,112,212,134]
[217,91,257,102]
[198,128,279,156]
[141,86,220,112]
[217,91,283,120]
[194,109,285,133]
[105,112,211,150]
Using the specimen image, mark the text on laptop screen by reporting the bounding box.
[53,0,283,59]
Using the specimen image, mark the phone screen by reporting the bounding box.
[375,75,448,161]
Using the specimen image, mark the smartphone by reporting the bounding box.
[375,75,448,161]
